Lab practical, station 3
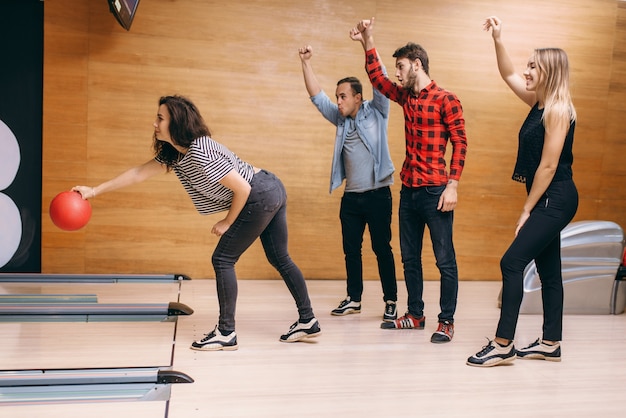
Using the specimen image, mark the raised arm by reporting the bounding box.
[298,45,322,97]
[351,17,402,103]
[349,21,389,116]
[483,16,535,107]
[349,21,367,51]
[72,158,166,199]
[352,17,376,51]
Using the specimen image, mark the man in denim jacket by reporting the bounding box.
[298,42,398,322]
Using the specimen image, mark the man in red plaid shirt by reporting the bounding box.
[352,18,468,343]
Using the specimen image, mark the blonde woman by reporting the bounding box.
[467,17,578,367]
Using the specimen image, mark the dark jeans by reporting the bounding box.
[340,186,397,302]
[399,185,458,322]
[211,170,314,332]
[497,179,578,342]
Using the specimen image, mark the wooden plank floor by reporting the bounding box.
[169,279,626,417]
[1,279,625,417]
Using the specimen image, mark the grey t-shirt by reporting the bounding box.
[342,119,376,192]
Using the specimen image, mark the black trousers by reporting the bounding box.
[496,179,578,341]
[340,186,397,302]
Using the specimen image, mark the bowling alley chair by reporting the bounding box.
[518,220,626,315]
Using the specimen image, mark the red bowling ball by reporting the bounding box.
[49,191,92,231]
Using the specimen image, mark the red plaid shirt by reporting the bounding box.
[366,48,467,187]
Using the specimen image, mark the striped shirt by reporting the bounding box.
[365,48,468,187]
[157,136,255,215]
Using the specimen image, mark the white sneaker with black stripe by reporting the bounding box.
[517,338,561,362]
[466,338,516,367]
[331,297,361,316]
[279,318,321,342]
[190,326,238,351]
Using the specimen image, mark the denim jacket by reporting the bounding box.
[310,85,394,193]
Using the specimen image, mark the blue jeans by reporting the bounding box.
[399,185,458,322]
[211,170,314,332]
[497,179,578,341]
[340,186,397,302]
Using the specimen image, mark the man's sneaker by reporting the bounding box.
[380,312,425,329]
[466,339,516,367]
[517,338,561,362]
[190,326,238,351]
[383,301,397,322]
[430,320,454,343]
[279,318,321,342]
[331,297,361,316]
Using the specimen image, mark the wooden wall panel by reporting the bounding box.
[42,0,90,272]
[602,1,626,206]
[42,0,626,280]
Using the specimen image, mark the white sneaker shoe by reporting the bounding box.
[467,338,516,367]
[517,338,561,362]
[331,297,361,316]
[190,326,238,351]
[279,318,321,342]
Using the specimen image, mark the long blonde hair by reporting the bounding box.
[534,48,577,124]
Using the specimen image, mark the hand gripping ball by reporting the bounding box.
[49,191,92,231]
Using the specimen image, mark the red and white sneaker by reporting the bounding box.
[430,320,454,343]
[380,312,425,329]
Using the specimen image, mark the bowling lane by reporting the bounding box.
[0,281,182,304]
[0,321,176,370]
[0,281,186,416]
[0,401,169,418]
[0,282,181,369]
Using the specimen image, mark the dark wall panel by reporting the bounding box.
[0,0,43,272]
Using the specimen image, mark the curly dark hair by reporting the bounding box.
[153,95,211,168]
[393,42,430,76]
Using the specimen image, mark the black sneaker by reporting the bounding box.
[383,301,397,322]
[466,339,516,367]
[430,320,454,343]
[331,297,361,316]
[190,326,238,351]
[517,338,561,362]
[279,318,321,342]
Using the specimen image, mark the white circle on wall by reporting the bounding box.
[0,193,21,267]
[0,120,21,190]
